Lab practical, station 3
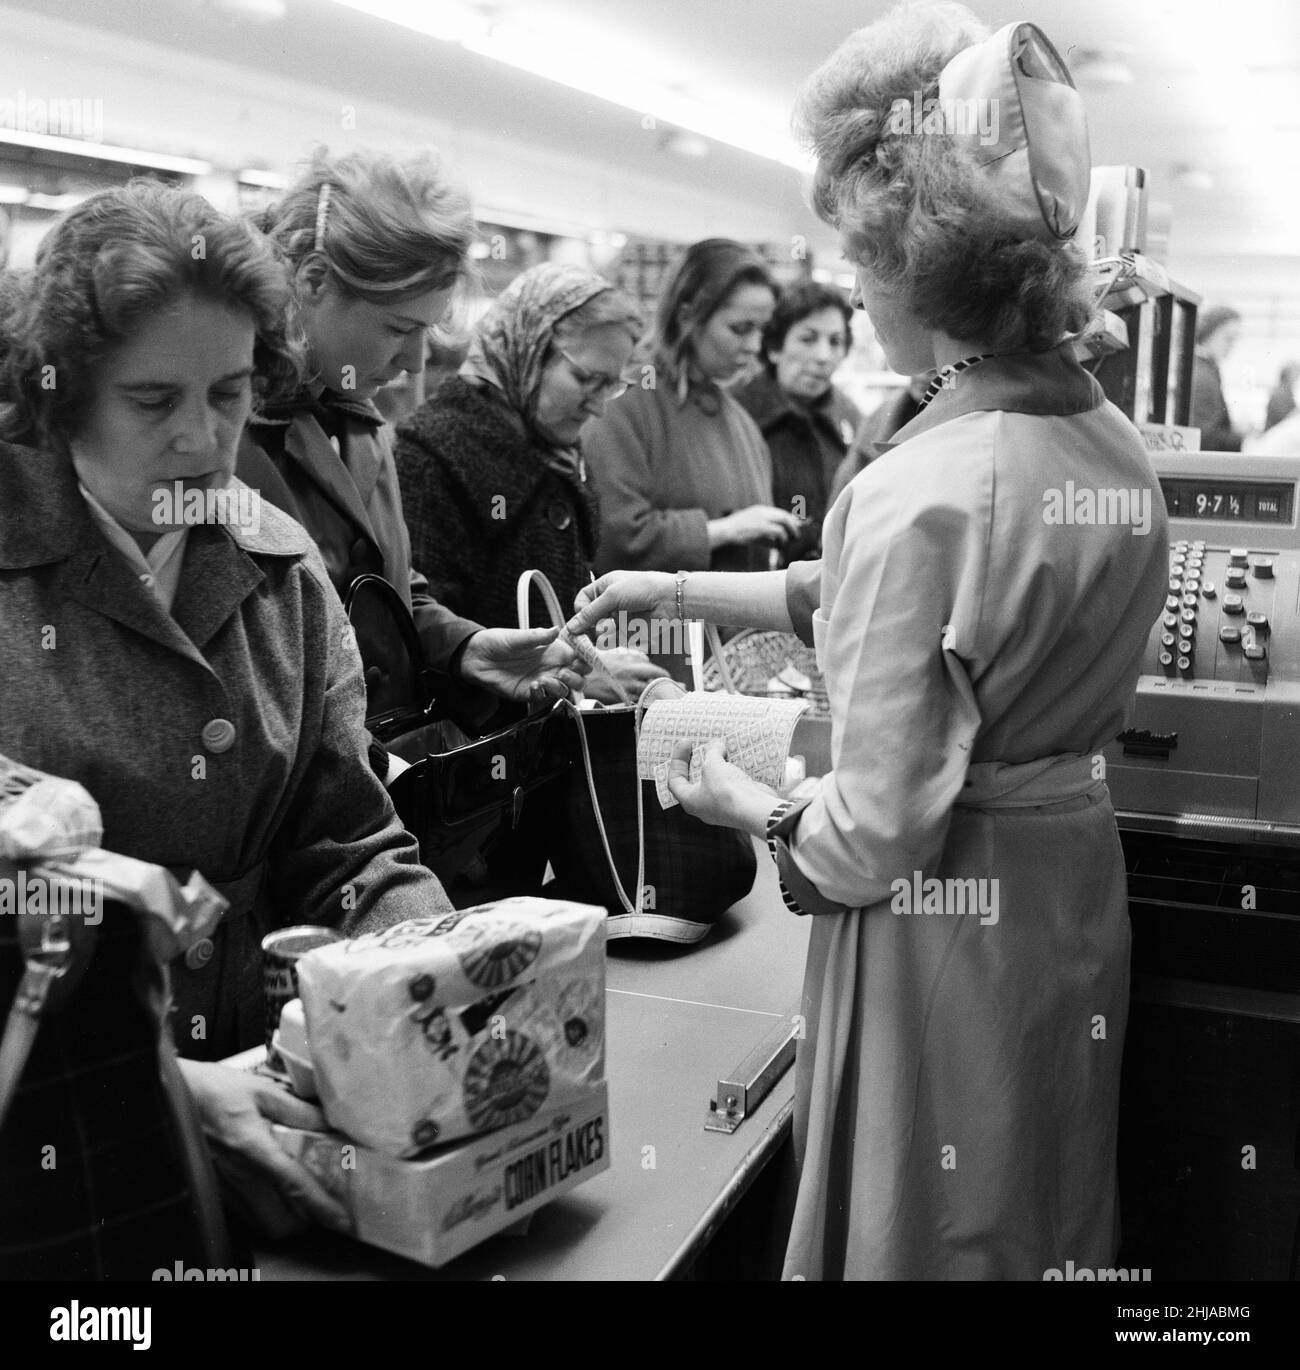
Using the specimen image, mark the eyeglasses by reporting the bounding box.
[556,348,638,401]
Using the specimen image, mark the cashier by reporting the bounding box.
[570,3,1170,1279]
[0,181,464,1239]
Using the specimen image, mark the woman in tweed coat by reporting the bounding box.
[0,181,457,1262]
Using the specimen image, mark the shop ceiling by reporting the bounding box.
[3,0,1298,263]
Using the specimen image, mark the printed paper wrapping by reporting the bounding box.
[635,694,810,808]
[296,897,607,1158]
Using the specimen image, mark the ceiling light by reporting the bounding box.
[0,184,27,204]
[330,1,809,172]
[238,167,287,188]
[0,128,212,176]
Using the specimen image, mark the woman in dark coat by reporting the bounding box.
[735,280,862,564]
[396,263,664,704]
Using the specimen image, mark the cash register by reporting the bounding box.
[1101,450,1300,1281]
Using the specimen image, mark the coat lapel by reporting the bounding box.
[282,414,379,544]
[171,526,266,651]
[58,537,209,667]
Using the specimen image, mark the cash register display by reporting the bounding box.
[1159,478,1294,523]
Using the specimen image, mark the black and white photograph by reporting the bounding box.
[0,0,1296,1343]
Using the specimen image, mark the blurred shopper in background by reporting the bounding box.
[237,148,583,743]
[1190,304,1243,451]
[585,238,800,580]
[1263,360,1299,433]
[395,261,664,705]
[735,281,861,564]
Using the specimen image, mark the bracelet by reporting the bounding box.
[674,570,690,623]
[765,798,805,915]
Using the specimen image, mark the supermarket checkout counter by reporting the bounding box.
[251,847,809,1281]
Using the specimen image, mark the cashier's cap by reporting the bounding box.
[937,21,1091,242]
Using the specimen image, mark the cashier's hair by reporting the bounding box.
[793,1,1093,353]
[654,239,776,399]
[0,180,304,454]
[256,147,475,307]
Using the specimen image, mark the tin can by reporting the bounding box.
[262,925,341,1069]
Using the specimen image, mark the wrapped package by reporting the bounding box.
[296,898,606,1157]
[0,753,103,859]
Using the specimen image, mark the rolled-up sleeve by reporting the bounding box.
[778,463,988,911]
[784,558,822,646]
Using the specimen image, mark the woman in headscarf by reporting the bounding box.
[569,1,1169,1279]
[395,262,664,704]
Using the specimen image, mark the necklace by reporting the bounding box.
[917,353,993,411]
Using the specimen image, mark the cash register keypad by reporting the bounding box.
[1158,542,1271,682]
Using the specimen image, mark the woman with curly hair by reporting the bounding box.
[571,3,1169,1279]
[0,181,460,1270]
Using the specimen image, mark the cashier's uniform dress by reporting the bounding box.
[768,345,1169,1280]
[0,442,453,1062]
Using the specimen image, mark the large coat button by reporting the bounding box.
[201,718,236,753]
[185,937,215,971]
[547,501,573,531]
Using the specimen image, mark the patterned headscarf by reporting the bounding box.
[459,263,614,459]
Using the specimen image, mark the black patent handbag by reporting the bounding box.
[343,574,570,890]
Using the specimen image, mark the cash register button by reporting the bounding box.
[1161,631,1177,649]
[185,938,215,971]
[1178,638,1194,657]
[201,718,236,753]
[1181,594,1199,609]
[1168,578,1183,594]
[1162,613,1178,631]
[1229,548,1249,566]
[1223,594,1244,615]
[1225,569,1247,588]
[1219,626,1241,645]
[1201,582,1216,598]
[1174,541,1189,551]
[1179,608,1197,626]
[1243,642,1267,661]
[1165,595,1180,610]
[1177,656,1193,676]
[1159,650,1175,673]
[1250,557,1275,579]
[1247,611,1269,631]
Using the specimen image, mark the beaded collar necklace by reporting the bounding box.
[916,353,994,411]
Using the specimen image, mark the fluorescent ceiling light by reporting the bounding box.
[238,167,287,188]
[0,184,28,204]
[331,0,809,172]
[0,128,212,176]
